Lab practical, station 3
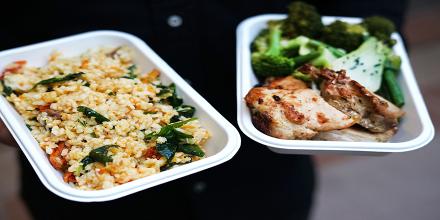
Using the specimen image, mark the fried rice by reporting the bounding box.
[1,46,210,190]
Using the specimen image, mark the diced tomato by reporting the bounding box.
[0,60,27,79]
[63,172,76,183]
[80,59,89,68]
[49,142,66,170]
[36,103,51,112]
[145,147,160,159]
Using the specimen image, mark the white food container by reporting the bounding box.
[0,31,241,202]
[236,14,434,155]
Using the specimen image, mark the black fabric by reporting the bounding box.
[2,0,407,219]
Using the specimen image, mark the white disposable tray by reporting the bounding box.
[236,14,434,155]
[0,31,241,202]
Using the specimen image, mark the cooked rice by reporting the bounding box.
[1,46,210,190]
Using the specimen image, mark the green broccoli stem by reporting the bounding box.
[292,50,321,67]
[383,69,404,107]
[266,26,282,56]
[292,71,312,82]
[308,39,346,57]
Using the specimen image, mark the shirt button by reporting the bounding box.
[193,181,207,193]
[167,15,183,28]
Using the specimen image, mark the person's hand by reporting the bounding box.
[0,121,19,147]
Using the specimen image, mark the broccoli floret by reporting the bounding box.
[362,16,396,46]
[252,22,295,77]
[282,1,324,38]
[281,36,310,57]
[251,29,269,53]
[320,20,367,52]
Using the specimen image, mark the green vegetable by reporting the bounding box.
[362,16,396,46]
[281,36,345,62]
[281,1,324,38]
[26,124,32,131]
[1,80,13,96]
[311,47,338,68]
[156,142,177,160]
[33,72,85,88]
[176,105,196,118]
[292,71,312,82]
[160,159,193,171]
[281,36,310,57]
[383,68,404,107]
[81,145,119,168]
[145,118,197,167]
[77,106,110,124]
[331,37,386,92]
[81,156,94,168]
[320,20,367,52]
[157,83,183,107]
[145,118,196,141]
[307,39,346,58]
[252,21,295,77]
[291,50,321,66]
[171,104,196,122]
[381,49,404,106]
[121,65,137,79]
[177,144,205,157]
[90,132,98,138]
[251,29,269,53]
[74,166,83,176]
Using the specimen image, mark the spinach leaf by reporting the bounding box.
[157,83,183,107]
[1,80,13,96]
[176,105,196,118]
[171,105,196,122]
[156,142,177,161]
[177,144,205,157]
[160,159,193,171]
[80,145,119,168]
[145,118,197,169]
[80,156,94,168]
[121,65,137,79]
[155,118,196,137]
[174,130,193,139]
[33,72,85,88]
[77,106,109,124]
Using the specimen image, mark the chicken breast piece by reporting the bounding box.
[314,127,395,142]
[265,75,308,91]
[245,87,355,140]
[298,64,405,133]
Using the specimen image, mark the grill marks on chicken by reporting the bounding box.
[245,87,355,140]
[298,64,404,133]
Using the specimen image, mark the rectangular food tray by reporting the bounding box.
[236,14,434,155]
[0,30,241,202]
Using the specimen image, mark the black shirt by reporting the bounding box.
[1,1,406,219]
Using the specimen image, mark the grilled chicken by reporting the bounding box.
[245,87,355,140]
[265,75,308,91]
[314,127,395,142]
[298,64,405,133]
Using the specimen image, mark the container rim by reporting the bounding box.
[236,14,434,153]
[0,30,241,202]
